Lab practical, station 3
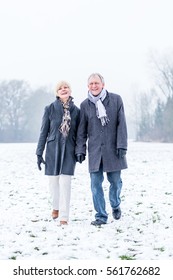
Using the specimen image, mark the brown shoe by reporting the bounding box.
[60,221,68,225]
[52,210,59,219]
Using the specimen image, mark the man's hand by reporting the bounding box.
[117,148,127,159]
[76,154,85,164]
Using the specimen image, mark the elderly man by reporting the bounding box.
[75,73,128,226]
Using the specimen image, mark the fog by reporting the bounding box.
[0,0,173,107]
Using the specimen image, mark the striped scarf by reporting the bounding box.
[59,97,72,137]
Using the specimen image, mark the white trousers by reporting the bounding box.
[48,175,71,222]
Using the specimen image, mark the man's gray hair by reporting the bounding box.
[88,73,105,84]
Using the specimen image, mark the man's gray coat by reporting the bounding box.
[75,92,128,172]
[36,98,80,175]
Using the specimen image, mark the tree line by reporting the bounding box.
[0,80,54,142]
[0,51,173,143]
[135,51,173,142]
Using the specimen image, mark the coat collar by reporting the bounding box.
[88,90,109,106]
[53,97,75,112]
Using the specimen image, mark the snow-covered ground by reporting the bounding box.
[0,141,172,260]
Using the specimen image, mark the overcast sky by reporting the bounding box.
[0,0,173,105]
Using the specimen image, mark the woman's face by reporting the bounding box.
[57,85,71,102]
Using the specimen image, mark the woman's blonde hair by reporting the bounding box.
[55,80,71,96]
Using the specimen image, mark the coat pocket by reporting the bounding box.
[47,135,56,142]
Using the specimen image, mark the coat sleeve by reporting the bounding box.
[75,102,88,155]
[116,96,128,150]
[36,106,50,156]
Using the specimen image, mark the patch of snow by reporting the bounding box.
[0,141,172,260]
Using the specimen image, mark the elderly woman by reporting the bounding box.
[36,81,80,225]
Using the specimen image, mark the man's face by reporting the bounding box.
[88,76,104,96]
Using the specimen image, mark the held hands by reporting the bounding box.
[117,148,127,159]
[76,154,85,164]
[37,155,46,170]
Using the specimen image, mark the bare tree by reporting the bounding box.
[149,50,173,99]
[24,86,54,142]
[0,80,30,142]
[0,80,54,142]
[136,49,173,142]
[136,90,156,141]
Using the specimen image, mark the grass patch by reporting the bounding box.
[154,247,165,252]
[119,255,136,260]
[9,256,16,260]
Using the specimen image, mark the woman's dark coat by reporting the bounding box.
[36,98,80,175]
[75,92,128,173]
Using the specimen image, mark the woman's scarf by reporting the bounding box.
[88,89,109,126]
[59,97,72,137]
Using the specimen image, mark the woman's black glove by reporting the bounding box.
[76,154,85,163]
[37,155,45,170]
